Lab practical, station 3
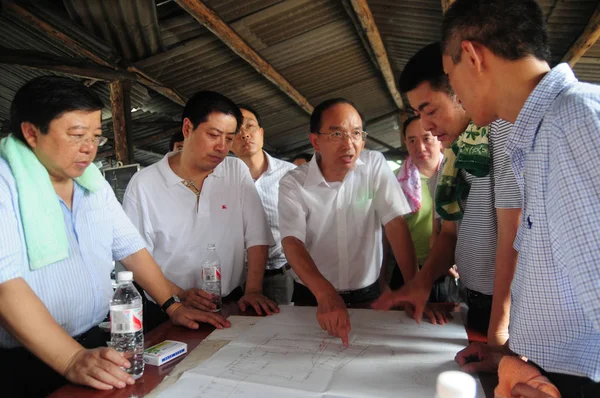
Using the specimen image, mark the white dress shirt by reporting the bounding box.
[253,152,296,270]
[123,153,274,297]
[278,150,411,291]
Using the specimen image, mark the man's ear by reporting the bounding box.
[309,132,320,153]
[182,118,193,139]
[460,40,485,74]
[21,122,39,149]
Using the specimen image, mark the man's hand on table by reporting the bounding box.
[181,287,219,312]
[371,275,450,325]
[63,347,134,390]
[455,341,507,373]
[168,303,231,329]
[238,291,279,316]
[316,292,351,346]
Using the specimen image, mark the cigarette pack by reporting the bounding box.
[143,340,187,366]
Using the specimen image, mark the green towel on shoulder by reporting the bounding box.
[0,134,105,270]
[435,122,490,221]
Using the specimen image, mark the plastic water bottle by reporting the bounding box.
[110,271,144,379]
[435,371,477,398]
[200,243,222,312]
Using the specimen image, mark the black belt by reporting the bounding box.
[336,280,380,305]
[264,264,291,277]
[463,288,493,309]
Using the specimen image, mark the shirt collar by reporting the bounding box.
[506,63,577,154]
[158,152,225,188]
[303,152,365,187]
[262,150,275,175]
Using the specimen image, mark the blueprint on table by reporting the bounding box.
[157,306,484,397]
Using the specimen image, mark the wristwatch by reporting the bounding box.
[160,295,181,313]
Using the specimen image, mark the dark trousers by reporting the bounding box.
[389,267,449,303]
[462,288,493,335]
[0,326,107,398]
[292,281,381,307]
[530,362,600,398]
[144,286,245,333]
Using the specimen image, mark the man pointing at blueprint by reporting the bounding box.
[279,98,447,345]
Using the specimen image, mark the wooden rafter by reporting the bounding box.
[4,1,187,106]
[109,81,132,164]
[174,0,314,114]
[341,0,380,72]
[0,48,137,81]
[441,0,456,14]
[561,3,600,67]
[348,0,404,109]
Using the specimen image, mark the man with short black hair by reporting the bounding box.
[279,98,440,345]
[230,104,296,304]
[0,77,229,397]
[440,0,600,394]
[373,42,522,348]
[124,91,278,330]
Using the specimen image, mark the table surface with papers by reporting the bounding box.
[49,302,497,398]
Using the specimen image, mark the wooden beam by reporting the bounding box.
[348,0,404,109]
[4,1,187,106]
[0,47,137,81]
[174,0,314,114]
[441,0,456,14]
[109,81,132,164]
[561,3,600,67]
[341,0,380,72]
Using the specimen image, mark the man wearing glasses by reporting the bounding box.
[0,77,230,397]
[230,105,296,304]
[279,98,438,345]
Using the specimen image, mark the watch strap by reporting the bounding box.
[160,296,180,313]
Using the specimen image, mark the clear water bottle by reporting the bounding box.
[200,243,222,312]
[435,371,477,398]
[110,271,144,379]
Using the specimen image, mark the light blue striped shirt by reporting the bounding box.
[506,63,600,381]
[0,157,146,348]
[254,152,297,270]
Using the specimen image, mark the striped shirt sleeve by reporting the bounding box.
[0,176,23,283]
[491,120,522,209]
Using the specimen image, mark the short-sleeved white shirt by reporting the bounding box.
[123,153,274,297]
[278,150,411,291]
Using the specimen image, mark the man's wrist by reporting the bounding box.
[165,302,183,317]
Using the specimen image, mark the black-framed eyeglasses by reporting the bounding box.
[315,130,367,143]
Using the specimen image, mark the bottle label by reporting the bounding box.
[202,267,221,282]
[110,306,143,334]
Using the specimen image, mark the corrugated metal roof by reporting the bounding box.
[62,0,163,61]
[370,0,442,77]
[545,0,600,65]
[1,0,599,165]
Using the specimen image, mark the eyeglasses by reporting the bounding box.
[315,130,367,143]
[68,135,109,147]
[239,124,260,134]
